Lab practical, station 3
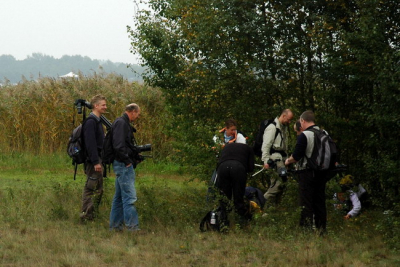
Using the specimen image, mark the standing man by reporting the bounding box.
[285,110,328,234]
[109,103,142,232]
[262,109,293,205]
[216,142,255,227]
[80,95,107,221]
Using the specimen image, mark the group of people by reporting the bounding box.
[79,94,143,232]
[213,109,363,234]
[78,97,363,234]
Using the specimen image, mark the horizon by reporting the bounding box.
[0,52,141,65]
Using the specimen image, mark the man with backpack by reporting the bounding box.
[285,110,331,234]
[80,95,107,221]
[261,109,293,205]
[109,103,143,232]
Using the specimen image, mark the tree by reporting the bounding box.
[130,0,400,206]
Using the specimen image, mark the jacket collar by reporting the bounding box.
[122,113,137,132]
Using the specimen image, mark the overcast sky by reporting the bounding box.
[0,0,141,64]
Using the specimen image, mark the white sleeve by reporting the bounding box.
[357,184,367,198]
[348,192,361,217]
[235,133,247,144]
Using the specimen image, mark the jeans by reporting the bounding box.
[109,160,139,231]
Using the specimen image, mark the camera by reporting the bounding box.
[136,144,152,153]
[267,159,277,168]
[74,99,92,114]
[267,159,288,182]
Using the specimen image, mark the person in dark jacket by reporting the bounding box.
[216,142,255,225]
[80,95,107,221]
[109,103,142,232]
[285,110,328,234]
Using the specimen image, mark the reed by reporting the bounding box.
[0,73,171,159]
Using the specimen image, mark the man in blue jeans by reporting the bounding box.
[109,103,142,232]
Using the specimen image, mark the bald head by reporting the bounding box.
[279,109,293,126]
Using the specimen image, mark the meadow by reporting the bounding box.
[0,76,399,266]
[1,153,399,267]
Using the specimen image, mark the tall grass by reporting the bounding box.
[0,74,172,159]
[1,154,400,266]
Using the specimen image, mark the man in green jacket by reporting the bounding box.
[262,109,293,205]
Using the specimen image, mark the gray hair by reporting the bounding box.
[300,110,315,123]
[125,103,140,112]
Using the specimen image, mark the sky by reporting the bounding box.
[0,0,142,64]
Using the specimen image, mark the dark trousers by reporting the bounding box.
[216,160,250,220]
[81,161,104,220]
[297,170,327,231]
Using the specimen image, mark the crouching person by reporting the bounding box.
[334,175,367,220]
[109,103,143,232]
[216,143,255,227]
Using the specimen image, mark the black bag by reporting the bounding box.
[245,186,266,210]
[67,116,95,179]
[101,128,114,165]
[199,207,229,233]
[252,119,279,157]
[305,128,337,171]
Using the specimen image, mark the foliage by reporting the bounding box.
[0,74,172,160]
[129,0,400,207]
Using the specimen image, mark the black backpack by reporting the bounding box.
[199,207,229,233]
[101,127,114,165]
[305,128,337,171]
[244,186,266,210]
[67,116,96,180]
[252,119,280,157]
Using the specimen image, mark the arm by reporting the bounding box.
[84,118,101,166]
[261,125,276,168]
[112,120,133,166]
[285,134,307,166]
[345,192,361,219]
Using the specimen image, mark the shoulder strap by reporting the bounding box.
[199,211,211,232]
[272,121,280,140]
[268,121,282,143]
[73,162,78,180]
[83,115,97,125]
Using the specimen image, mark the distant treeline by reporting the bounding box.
[0,53,145,84]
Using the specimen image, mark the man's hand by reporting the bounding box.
[263,163,270,169]
[285,156,296,166]
[94,163,102,172]
[344,214,351,220]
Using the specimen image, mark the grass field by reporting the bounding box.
[1,153,399,266]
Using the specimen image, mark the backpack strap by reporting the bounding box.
[73,162,78,180]
[268,121,283,153]
[199,211,212,232]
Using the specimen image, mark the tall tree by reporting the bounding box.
[130,0,400,206]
